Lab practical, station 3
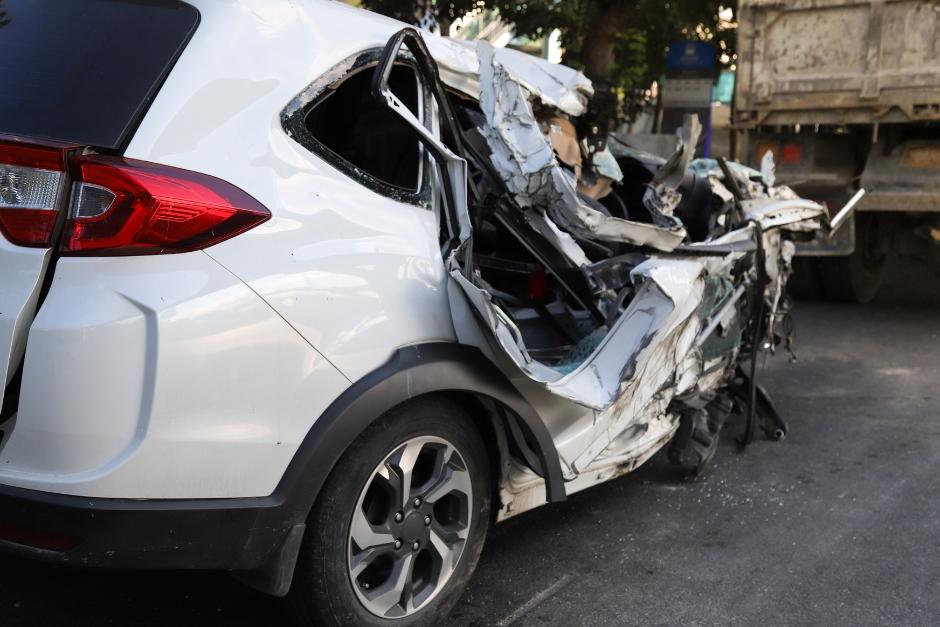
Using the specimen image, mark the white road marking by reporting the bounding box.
[496,573,577,626]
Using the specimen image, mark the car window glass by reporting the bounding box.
[0,0,199,149]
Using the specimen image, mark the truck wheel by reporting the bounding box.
[288,397,491,627]
[820,213,885,304]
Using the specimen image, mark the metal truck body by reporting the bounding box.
[734,0,940,301]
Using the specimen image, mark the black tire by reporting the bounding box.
[667,396,733,479]
[820,213,886,304]
[287,397,491,627]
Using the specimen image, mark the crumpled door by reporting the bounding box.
[371,28,827,475]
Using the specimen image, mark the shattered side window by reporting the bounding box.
[281,51,429,203]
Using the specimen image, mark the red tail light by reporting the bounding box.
[1,138,270,254]
[0,137,70,247]
[63,156,270,255]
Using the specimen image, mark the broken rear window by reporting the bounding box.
[302,63,423,193]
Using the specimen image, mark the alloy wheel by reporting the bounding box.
[348,435,474,618]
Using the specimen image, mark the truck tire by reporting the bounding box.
[820,213,885,304]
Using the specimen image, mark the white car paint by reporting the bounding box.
[123,0,457,382]
[0,239,48,395]
[0,251,350,498]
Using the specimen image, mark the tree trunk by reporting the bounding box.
[579,2,629,145]
[579,3,626,84]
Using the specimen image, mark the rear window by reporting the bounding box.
[304,65,422,192]
[0,0,199,150]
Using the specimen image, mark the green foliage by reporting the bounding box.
[360,0,486,29]
[497,1,734,93]
[361,0,736,116]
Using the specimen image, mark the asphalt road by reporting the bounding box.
[2,257,939,626]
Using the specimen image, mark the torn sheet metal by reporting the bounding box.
[475,41,687,251]
[403,28,826,516]
[525,209,591,267]
[690,156,827,231]
[652,115,702,189]
[448,252,706,412]
[425,36,593,117]
[641,115,704,220]
[742,198,826,231]
[568,260,706,472]
[493,44,594,117]
[497,411,677,521]
[691,157,806,205]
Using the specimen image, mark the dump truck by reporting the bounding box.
[733,0,940,302]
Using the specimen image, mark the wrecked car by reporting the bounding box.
[0,1,842,625]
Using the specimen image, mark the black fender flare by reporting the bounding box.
[275,342,566,515]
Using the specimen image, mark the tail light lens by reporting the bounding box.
[0,140,269,255]
[63,156,270,255]
[0,138,68,247]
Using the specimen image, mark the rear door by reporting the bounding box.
[0,0,198,409]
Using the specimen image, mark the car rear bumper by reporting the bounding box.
[0,482,293,571]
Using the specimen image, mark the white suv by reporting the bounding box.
[0,1,829,625]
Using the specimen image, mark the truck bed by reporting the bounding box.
[735,0,940,128]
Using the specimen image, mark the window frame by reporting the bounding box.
[281,49,433,207]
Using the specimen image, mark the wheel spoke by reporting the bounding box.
[433,519,469,542]
[350,543,394,578]
[422,448,472,504]
[385,439,426,510]
[428,526,463,582]
[349,504,394,551]
[365,552,415,617]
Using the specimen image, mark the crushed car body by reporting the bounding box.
[402,30,831,518]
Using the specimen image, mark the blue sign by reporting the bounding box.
[666,41,715,72]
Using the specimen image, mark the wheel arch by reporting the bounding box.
[238,343,566,597]
[275,343,566,516]
[418,388,542,524]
